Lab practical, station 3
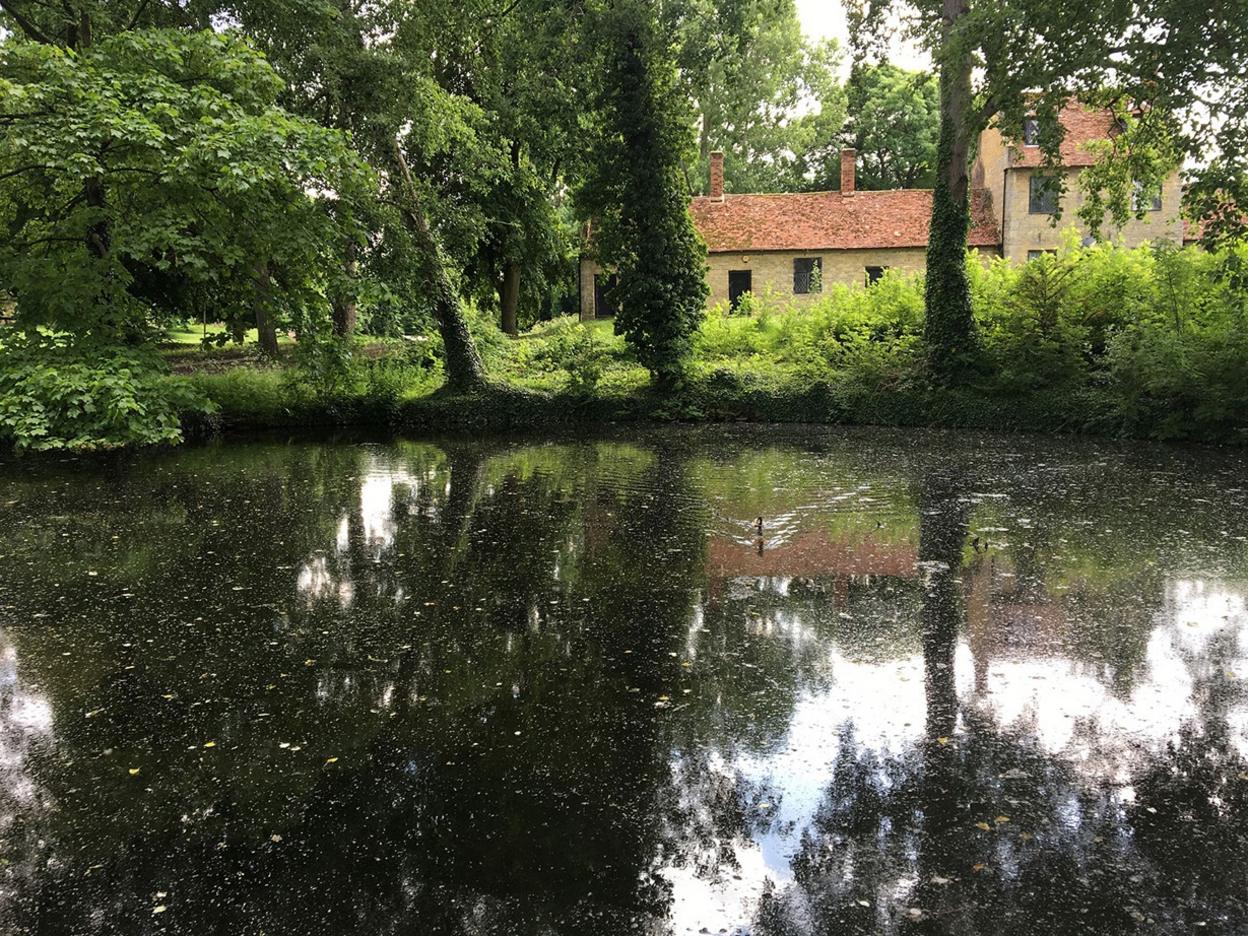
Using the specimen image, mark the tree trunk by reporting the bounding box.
[253,261,280,359]
[391,141,488,393]
[499,262,520,336]
[332,244,359,338]
[924,0,979,383]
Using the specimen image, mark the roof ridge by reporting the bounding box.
[693,188,939,200]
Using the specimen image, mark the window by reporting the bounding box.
[593,273,618,318]
[1132,181,1162,212]
[865,265,888,285]
[793,257,822,295]
[1023,118,1040,146]
[1027,250,1056,262]
[1029,175,1058,215]
[728,270,752,311]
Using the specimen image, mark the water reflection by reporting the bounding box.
[0,429,1246,934]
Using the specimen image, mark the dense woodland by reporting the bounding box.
[1,0,1247,450]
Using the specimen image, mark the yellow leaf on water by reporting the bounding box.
[975,821,991,831]
[304,659,316,666]
[995,815,1011,824]
[324,756,338,765]
[203,741,216,748]
[1018,831,1034,842]
[128,768,140,776]
[85,709,103,718]
[937,737,951,745]
[972,863,988,872]
[153,906,167,914]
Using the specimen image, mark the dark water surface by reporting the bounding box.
[1,427,1247,935]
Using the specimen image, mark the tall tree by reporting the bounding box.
[583,0,709,388]
[672,0,847,194]
[0,25,367,346]
[190,0,493,389]
[453,1,588,335]
[841,62,939,190]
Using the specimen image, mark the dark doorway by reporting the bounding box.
[593,274,618,318]
[728,269,752,310]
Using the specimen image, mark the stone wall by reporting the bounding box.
[1000,167,1185,263]
[579,247,956,318]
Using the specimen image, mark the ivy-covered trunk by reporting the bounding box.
[391,142,487,392]
[924,0,979,383]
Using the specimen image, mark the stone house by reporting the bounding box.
[579,103,1189,319]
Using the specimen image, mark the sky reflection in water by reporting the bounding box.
[0,427,1246,935]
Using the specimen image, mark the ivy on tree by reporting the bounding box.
[583,0,709,389]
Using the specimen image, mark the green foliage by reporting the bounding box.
[673,0,847,194]
[0,331,213,452]
[528,317,607,393]
[0,29,370,342]
[583,0,709,388]
[842,64,939,190]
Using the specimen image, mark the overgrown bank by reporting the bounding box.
[173,241,1248,446]
[5,241,1247,451]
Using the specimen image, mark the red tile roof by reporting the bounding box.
[1008,103,1117,169]
[689,188,1001,253]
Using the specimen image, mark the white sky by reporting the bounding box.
[795,0,930,73]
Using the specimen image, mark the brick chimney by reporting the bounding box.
[709,150,725,199]
[840,148,856,195]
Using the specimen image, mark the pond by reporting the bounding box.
[1,427,1246,935]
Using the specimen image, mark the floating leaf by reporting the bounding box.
[995,815,1011,824]
[324,756,338,765]
[203,741,216,748]
[975,821,991,831]
[972,862,988,872]
[937,737,950,745]
[153,905,167,914]
[128,768,141,776]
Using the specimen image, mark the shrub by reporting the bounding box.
[528,317,606,393]
[0,331,213,452]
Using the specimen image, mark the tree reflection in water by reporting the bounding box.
[0,430,1245,935]
[753,467,1248,936]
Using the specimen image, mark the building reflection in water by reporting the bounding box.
[0,431,1245,934]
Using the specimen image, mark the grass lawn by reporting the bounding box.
[162,323,295,346]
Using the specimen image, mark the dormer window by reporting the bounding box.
[1023,118,1040,146]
